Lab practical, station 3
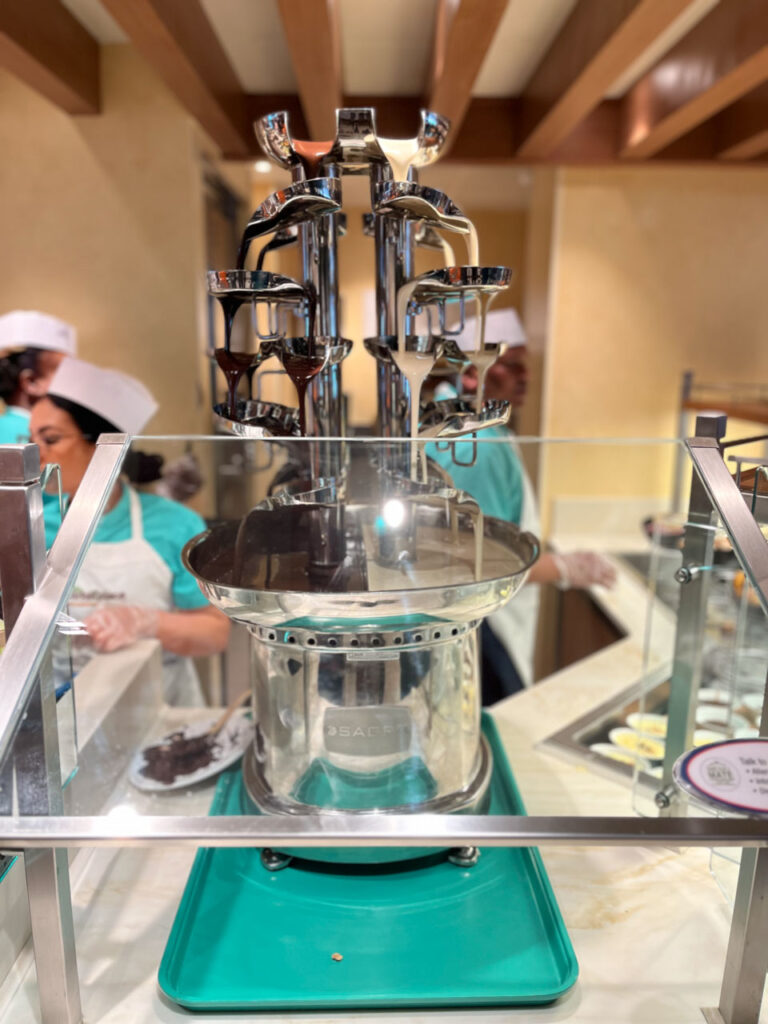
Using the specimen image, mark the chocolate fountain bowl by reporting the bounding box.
[207,268,308,304]
[213,399,300,438]
[420,397,511,437]
[414,265,512,300]
[184,482,538,842]
[363,333,445,365]
[278,335,353,367]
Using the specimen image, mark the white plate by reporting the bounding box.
[695,704,731,726]
[693,728,728,747]
[695,705,752,730]
[129,712,253,792]
[698,687,732,705]
[608,727,665,761]
[626,712,667,737]
[741,693,764,712]
[734,726,760,740]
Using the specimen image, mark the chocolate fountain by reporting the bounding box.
[163,108,576,1011]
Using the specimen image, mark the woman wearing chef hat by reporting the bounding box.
[30,357,230,705]
[0,310,77,443]
[431,308,615,702]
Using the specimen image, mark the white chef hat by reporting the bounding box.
[457,307,527,351]
[47,357,158,435]
[0,311,77,357]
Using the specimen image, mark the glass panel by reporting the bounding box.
[626,464,768,899]
[3,434,734,828]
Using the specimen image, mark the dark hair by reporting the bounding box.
[0,347,43,402]
[47,394,164,484]
[48,394,118,441]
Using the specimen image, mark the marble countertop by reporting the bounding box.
[0,556,759,1023]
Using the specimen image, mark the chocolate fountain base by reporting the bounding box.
[158,714,577,1011]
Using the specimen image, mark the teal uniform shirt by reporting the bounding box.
[0,406,30,444]
[427,425,524,525]
[44,486,209,610]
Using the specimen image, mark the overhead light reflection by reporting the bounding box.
[382,499,406,528]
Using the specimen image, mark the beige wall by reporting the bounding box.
[538,166,768,516]
[0,46,242,436]
[517,169,556,488]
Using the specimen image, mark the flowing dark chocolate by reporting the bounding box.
[215,348,258,419]
[281,352,326,435]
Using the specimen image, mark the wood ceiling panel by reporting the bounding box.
[0,0,100,114]
[517,0,699,159]
[100,0,253,158]
[428,0,509,138]
[621,0,768,158]
[446,98,518,162]
[713,82,768,160]
[242,92,766,165]
[198,0,296,93]
[604,0,718,98]
[276,0,342,140]
[472,0,577,97]
[20,0,768,167]
[60,0,127,44]
[339,0,437,96]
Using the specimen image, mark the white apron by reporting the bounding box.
[486,446,541,688]
[60,487,203,705]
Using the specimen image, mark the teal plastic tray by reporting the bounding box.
[159,714,578,1010]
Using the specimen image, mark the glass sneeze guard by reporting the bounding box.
[0,430,767,1024]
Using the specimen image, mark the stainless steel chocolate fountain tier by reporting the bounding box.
[183,487,537,630]
[184,477,536,824]
[200,107,539,831]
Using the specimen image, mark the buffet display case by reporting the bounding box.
[1,102,767,1024]
[544,475,768,798]
[0,428,767,1023]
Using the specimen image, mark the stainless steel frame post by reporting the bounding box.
[0,444,81,1024]
[703,846,768,1024]
[660,413,726,809]
[705,666,768,1024]
[672,370,694,512]
[684,436,768,1024]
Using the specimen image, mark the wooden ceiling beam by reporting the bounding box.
[549,100,622,164]
[0,0,99,114]
[276,0,342,140]
[446,98,518,163]
[427,0,509,138]
[621,0,768,159]
[517,0,697,160]
[651,118,716,161]
[241,95,518,163]
[100,0,252,158]
[713,83,768,160]
[241,93,767,165]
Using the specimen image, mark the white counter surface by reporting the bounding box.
[0,558,760,1023]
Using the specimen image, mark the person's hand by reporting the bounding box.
[551,551,617,590]
[85,605,158,653]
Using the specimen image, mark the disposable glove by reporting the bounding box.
[551,551,616,590]
[85,605,159,653]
